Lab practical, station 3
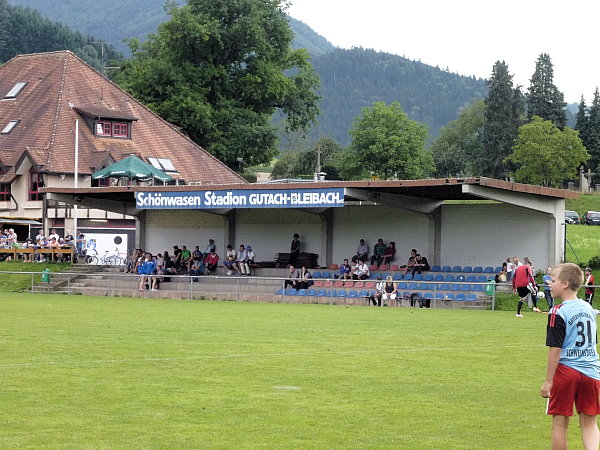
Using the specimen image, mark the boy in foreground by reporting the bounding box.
[540,263,600,450]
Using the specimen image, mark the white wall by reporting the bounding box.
[440,203,552,269]
[331,205,432,265]
[144,210,224,255]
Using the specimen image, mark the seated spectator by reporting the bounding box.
[337,259,352,280]
[234,244,249,275]
[411,254,430,275]
[191,245,203,270]
[506,257,516,281]
[179,245,192,272]
[380,242,396,266]
[370,238,386,268]
[297,266,313,290]
[351,239,369,263]
[48,228,59,242]
[222,244,236,275]
[353,260,370,280]
[203,249,219,274]
[370,276,384,306]
[400,249,417,275]
[203,239,216,258]
[172,245,182,270]
[381,275,398,304]
[243,245,255,275]
[284,265,300,289]
[162,250,176,275]
[46,237,59,249]
[495,262,508,283]
[188,258,206,277]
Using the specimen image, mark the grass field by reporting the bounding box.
[0,293,594,449]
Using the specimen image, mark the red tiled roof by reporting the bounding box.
[0,51,247,185]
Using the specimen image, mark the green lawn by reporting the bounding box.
[0,294,593,448]
[565,224,600,266]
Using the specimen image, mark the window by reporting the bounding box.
[0,183,10,202]
[4,82,27,99]
[29,171,44,201]
[1,120,19,135]
[148,157,177,173]
[95,121,129,138]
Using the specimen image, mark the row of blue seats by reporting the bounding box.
[312,271,495,283]
[274,288,478,301]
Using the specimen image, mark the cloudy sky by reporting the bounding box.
[287,0,599,104]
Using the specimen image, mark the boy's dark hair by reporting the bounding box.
[550,263,584,292]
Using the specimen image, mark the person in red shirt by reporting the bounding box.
[584,267,595,306]
[512,259,539,317]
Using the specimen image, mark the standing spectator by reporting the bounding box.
[6,228,17,246]
[370,239,386,268]
[351,239,369,263]
[204,249,219,274]
[585,267,595,306]
[513,258,539,317]
[506,257,516,281]
[289,233,300,267]
[542,268,554,309]
[48,228,59,242]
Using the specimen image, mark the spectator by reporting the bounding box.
[585,267,595,306]
[191,245,203,271]
[351,239,369,263]
[48,228,59,242]
[401,249,418,275]
[6,228,17,246]
[353,260,370,280]
[513,258,539,317]
[203,239,216,258]
[411,253,430,275]
[542,268,554,309]
[138,253,156,291]
[380,242,396,266]
[289,233,300,267]
[188,258,205,277]
[204,249,219,274]
[234,244,249,275]
[244,245,256,275]
[381,275,398,305]
[64,230,74,243]
[506,257,516,281]
[297,266,313,290]
[370,276,384,306]
[222,244,236,275]
[370,238,386,267]
[495,262,508,283]
[337,259,352,280]
[284,265,300,289]
[179,245,192,272]
[172,245,182,270]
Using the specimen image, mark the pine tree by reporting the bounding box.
[574,95,589,149]
[526,53,566,128]
[586,88,600,174]
[481,61,524,178]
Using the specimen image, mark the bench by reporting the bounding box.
[275,252,319,268]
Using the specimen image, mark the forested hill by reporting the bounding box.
[312,48,487,144]
[0,0,121,69]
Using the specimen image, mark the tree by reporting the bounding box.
[347,102,433,180]
[431,99,485,177]
[586,88,600,174]
[116,0,320,169]
[481,61,524,178]
[505,116,588,187]
[574,95,589,148]
[271,137,345,179]
[526,53,566,129]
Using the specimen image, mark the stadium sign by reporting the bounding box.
[135,188,345,209]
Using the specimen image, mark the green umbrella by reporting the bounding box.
[92,155,173,182]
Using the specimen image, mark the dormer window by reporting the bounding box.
[95,121,129,138]
[3,82,27,100]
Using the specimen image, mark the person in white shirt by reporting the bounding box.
[353,260,370,280]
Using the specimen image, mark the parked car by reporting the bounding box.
[584,211,600,225]
[565,210,581,224]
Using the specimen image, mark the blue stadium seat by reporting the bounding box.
[424,292,433,299]
[435,292,445,300]
[348,290,358,297]
[494,266,502,273]
[434,274,444,282]
[456,275,465,282]
[445,293,455,300]
[321,271,331,279]
[358,290,369,297]
[466,275,476,282]
[461,284,471,291]
[408,282,419,290]
[297,289,306,296]
[440,283,450,290]
[476,275,487,283]
[462,266,473,273]
[308,289,317,296]
[398,282,408,290]
[444,275,455,282]
[324,289,332,296]
[337,290,347,297]
[285,288,297,295]
[393,273,403,281]
[317,289,326,296]
[449,284,461,291]
[413,274,423,281]
[455,293,466,301]
[472,284,484,292]
[483,266,494,273]
[418,282,430,290]
[423,273,433,281]
[441,266,451,272]
[370,272,381,279]
[452,266,462,273]
[403,273,413,280]
[431,265,441,272]
[312,271,321,278]
[473,267,483,273]
[466,294,478,301]
[275,288,284,295]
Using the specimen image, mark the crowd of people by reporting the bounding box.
[0,228,80,262]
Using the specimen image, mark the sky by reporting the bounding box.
[287,0,599,105]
